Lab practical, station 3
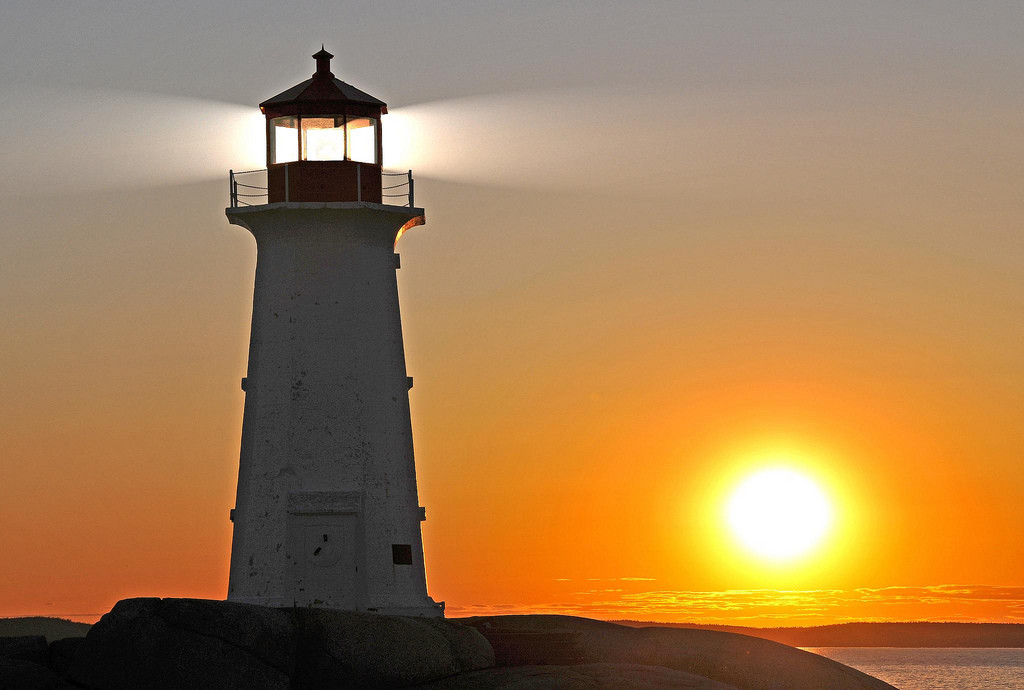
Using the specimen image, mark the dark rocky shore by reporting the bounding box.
[0,598,894,689]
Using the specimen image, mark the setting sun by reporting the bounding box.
[726,468,833,561]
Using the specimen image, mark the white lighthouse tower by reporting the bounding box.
[224,48,441,616]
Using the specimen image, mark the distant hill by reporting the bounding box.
[609,621,1024,647]
[0,617,91,641]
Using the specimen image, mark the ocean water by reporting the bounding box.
[806,647,1024,689]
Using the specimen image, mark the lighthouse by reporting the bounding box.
[224,48,441,616]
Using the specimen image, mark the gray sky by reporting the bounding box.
[2,2,1021,106]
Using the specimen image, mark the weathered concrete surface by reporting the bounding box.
[420,663,737,688]
[225,203,439,616]
[464,615,895,690]
[66,598,492,690]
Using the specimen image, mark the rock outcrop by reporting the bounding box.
[290,607,493,688]
[65,598,493,689]
[68,598,293,690]
[0,658,74,690]
[0,636,48,666]
[421,662,736,688]
[464,615,893,690]
[1,600,896,689]
[46,638,84,677]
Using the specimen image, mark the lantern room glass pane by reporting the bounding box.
[270,117,298,164]
[346,117,378,164]
[301,117,345,161]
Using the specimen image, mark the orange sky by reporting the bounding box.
[2,171,1021,626]
[1,4,1023,626]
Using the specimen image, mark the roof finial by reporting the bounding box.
[313,45,334,77]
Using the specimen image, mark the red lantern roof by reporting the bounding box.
[260,47,387,116]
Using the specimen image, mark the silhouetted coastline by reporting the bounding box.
[611,620,1024,647]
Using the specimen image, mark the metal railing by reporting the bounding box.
[228,168,268,207]
[382,170,415,208]
[229,168,415,208]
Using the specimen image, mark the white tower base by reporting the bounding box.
[225,201,441,617]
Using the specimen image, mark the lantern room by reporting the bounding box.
[260,48,387,203]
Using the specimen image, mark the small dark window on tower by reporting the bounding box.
[392,544,413,565]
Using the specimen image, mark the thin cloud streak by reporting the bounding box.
[445,585,1024,624]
